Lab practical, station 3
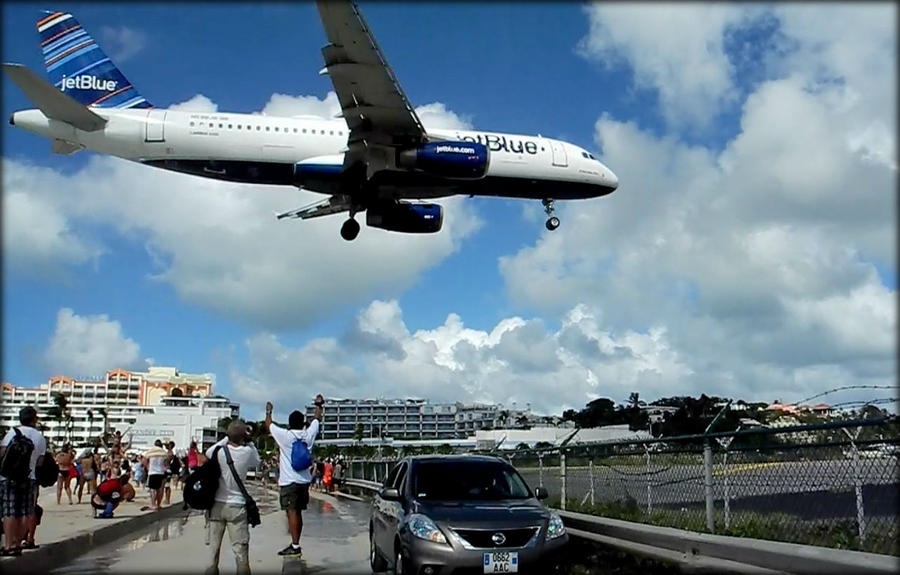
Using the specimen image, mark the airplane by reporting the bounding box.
[4,1,618,241]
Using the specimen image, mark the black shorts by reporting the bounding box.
[279,482,310,511]
[147,474,165,490]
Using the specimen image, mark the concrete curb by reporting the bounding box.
[3,499,189,575]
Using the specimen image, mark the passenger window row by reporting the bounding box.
[188,120,343,137]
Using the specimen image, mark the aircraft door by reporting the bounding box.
[549,139,567,167]
[145,109,166,142]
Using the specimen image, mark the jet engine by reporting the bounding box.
[397,141,489,180]
[366,202,443,234]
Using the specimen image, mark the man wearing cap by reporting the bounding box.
[204,420,260,575]
[0,406,47,557]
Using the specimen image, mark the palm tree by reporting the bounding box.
[97,407,109,443]
[50,391,70,445]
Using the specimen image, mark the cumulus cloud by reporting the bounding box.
[2,164,104,278]
[2,95,482,330]
[44,308,147,377]
[501,4,896,405]
[577,4,761,133]
[99,25,147,63]
[168,94,218,112]
[230,300,694,419]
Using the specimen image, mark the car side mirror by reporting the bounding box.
[380,487,401,501]
[534,486,549,500]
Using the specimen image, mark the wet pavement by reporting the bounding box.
[51,485,374,575]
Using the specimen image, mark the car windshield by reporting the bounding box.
[413,460,533,500]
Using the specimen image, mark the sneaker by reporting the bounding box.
[277,543,302,557]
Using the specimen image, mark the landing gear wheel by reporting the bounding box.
[340,218,360,241]
[542,198,560,231]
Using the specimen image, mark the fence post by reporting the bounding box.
[716,436,734,530]
[704,439,715,532]
[842,426,866,544]
[560,449,567,511]
[645,444,652,515]
[589,459,595,506]
[538,454,544,487]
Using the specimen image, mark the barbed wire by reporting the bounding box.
[793,385,896,405]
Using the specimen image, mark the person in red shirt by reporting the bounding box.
[91,473,131,518]
[322,459,333,493]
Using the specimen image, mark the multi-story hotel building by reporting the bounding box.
[0,366,235,449]
[305,398,509,441]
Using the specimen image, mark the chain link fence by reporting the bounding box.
[344,417,898,556]
[500,417,899,556]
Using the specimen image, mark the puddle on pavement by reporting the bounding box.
[51,513,195,574]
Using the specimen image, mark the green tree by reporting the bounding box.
[353,423,364,443]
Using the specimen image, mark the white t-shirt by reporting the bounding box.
[270,420,319,486]
[205,438,261,505]
[0,425,48,481]
[143,446,167,475]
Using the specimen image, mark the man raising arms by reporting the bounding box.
[265,394,323,558]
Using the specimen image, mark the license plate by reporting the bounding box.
[483,551,518,573]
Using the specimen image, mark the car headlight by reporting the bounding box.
[546,512,566,540]
[408,513,447,544]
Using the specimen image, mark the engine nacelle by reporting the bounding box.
[366,202,443,234]
[397,141,489,180]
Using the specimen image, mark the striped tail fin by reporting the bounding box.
[37,11,152,109]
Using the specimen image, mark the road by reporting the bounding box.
[51,485,373,575]
[516,457,900,520]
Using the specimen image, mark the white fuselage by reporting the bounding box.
[10,107,618,200]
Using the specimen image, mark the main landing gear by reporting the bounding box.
[341,217,360,241]
[543,199,560,231]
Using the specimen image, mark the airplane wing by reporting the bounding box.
[315,0,427,173]
[275,194,353,220]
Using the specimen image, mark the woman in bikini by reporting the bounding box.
[55,444,75,505]
[77,448,99,503]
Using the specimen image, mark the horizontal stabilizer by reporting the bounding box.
[3,63,106,131]
[51,138,84,155]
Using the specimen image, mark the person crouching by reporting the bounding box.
[91,473,131,518]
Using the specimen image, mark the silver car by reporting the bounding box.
[369,455,568,574]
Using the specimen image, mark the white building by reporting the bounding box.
[0,366,221,447]
[127,396,239,451]
[306,398,504,441]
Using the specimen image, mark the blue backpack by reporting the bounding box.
[290,435,312,471]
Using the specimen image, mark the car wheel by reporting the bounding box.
[370,530,387,572]
[393,544,408,575]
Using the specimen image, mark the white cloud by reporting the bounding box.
[2,95,482,330]
[168,94,218,113]
[499,4,896,406]
[230,300,695,420]
[99,25,147,63]
[2,163,104,277]
[44,308,146,377]
[577,4,758,132]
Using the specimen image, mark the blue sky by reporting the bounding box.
[2,3,896,420]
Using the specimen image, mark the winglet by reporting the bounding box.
[3,62,106,131]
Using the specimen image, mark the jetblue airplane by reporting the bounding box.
[5,2,618,241]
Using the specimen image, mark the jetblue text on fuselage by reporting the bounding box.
[457,133,538,155]
[60,74,117,92]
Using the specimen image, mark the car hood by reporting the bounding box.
[411,499,548,527]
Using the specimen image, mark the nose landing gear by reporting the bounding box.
[543,199,560,231]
